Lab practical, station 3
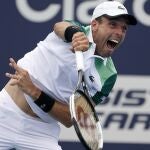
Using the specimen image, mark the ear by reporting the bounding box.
[91,20,98,32]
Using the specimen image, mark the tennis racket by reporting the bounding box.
[69,51,103,150]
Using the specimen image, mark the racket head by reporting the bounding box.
[70,90,103,150]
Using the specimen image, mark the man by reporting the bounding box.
[1,1,137,150]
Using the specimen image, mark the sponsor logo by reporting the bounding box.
[89,75,95,82]
[15,0,150,26]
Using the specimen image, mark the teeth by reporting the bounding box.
[110,39,119,44]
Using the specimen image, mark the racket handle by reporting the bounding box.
[75,51,84,71]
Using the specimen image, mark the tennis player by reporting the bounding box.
[0,1,137,150]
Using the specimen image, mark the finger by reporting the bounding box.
[72,41,89,52]
[9,58,17,69]
[72,35,89,48]
[5,73,19,86]
[72,42,83,51]
[72,32,85,40]
[5,72,19,80]
[9,58,22,73]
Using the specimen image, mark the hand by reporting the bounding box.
[5,58,41,99]
[71,32,89,52]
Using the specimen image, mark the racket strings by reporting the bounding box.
[75,95,100,150]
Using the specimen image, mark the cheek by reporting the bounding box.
[120,34,126,43]
[96,29,107,44]
[94,28,103,39]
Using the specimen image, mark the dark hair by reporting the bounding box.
[96,14,129,25]
[95,16,103,23]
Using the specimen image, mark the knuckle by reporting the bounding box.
[22,70,28,76]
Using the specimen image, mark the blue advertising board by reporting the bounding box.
[0,0,150,150]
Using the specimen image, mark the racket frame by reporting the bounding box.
[69,51,103,150]
[70,90,103,150]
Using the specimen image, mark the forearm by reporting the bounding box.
[54,21,89,52]
[50,101,72,128]
[30,85,72,128]
[6,58,72,127]
[54,21,72,40]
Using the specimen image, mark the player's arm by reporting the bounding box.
[54,21,71,41]
[6,58,72,128]
[30,89,72,128]
[54,21,89,52]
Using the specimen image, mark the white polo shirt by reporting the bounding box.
[17,25,117,123]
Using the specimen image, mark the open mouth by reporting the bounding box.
[107,39,119,49]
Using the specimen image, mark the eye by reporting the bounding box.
[123,25,128,32]
[109,21,117,28]
[120,24,128,33]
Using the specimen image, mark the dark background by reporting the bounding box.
[1,0,150,150]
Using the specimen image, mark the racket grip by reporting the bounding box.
[75,51,84,71]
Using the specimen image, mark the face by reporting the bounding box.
[91,16,128,57]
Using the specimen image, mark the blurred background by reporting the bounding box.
[0,0,150,149]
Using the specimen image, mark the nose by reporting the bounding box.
[115,27,124,37]
[114,26,127,40]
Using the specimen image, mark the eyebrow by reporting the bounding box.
[104,15,129,24]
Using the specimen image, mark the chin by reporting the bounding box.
[105,52,113,57]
